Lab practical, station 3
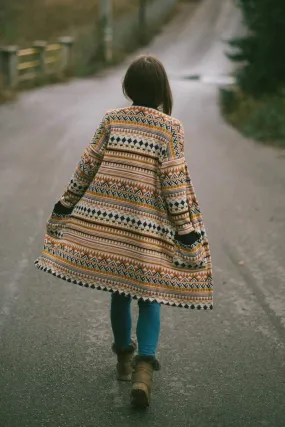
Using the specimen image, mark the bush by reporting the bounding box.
[219,88,238,115]
[220,87,285,147]
[227,0,285,97]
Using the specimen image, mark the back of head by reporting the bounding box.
[122,55,173,115]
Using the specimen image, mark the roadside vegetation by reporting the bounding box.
[220,0,285,147]
[0,0,179,102]
[0,1,140,46]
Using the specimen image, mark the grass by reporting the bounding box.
[0,1,186,102]
[0,89,17,105]
[220,87,285,148]
[0,74,13,104]
[1,1,140,46]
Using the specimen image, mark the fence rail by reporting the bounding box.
[18,48,37,57]
[0,37,73,89]
[0,0,179,93]
[46,44,61,52]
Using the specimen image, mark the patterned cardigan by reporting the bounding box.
[35,106,213,309]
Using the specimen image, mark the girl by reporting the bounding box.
[35,55,213,409]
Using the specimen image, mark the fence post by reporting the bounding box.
[33,41,47,79]
[58,37,74,76]
[0,46,19,89]
[99,0,113,63]
[139,0,147,45]
[0,51,3,91]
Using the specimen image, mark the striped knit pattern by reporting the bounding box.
[35,106,213,309]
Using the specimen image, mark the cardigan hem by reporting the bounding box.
[34,259,213,310]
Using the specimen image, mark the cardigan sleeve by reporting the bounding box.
[56,114,110,211]
[159,121,196,237]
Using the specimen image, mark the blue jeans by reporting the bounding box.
[111,293,161,356]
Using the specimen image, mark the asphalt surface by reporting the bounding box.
[1,1,285,426]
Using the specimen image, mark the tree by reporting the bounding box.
[228,0,285,96]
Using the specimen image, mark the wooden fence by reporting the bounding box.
[0,37,74,89]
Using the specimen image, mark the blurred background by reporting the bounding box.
[0,0,180,76]
[0,1,285,426]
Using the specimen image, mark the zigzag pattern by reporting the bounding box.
[36,106,213,309]
[35,261,213,310]
[88,180,166,211]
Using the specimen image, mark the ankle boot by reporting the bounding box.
[112,340,137,381]
[131,355,160,408]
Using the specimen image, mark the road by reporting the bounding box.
[1,1,285,426]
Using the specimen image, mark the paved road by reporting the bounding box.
[1,1,285,426]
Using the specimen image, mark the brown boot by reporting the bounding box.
[112,340,137,381]
[131,355,160,408]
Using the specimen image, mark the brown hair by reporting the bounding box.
[122,55,173,115]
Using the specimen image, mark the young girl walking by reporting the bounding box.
[35,55,213,409]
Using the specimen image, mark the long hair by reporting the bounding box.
[122,55,173,115]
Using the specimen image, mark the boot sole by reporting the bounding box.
[131,383,149,409]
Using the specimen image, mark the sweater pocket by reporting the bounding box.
[46,212,71,240]
[173,237,206,270]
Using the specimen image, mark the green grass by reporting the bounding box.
[220,87,285,147]
[0,89,17,104]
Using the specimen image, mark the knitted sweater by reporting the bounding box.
[35,106,213,309]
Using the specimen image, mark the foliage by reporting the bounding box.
[0,0,141,46]
[220,87,285,146]
[228,0,285,96]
